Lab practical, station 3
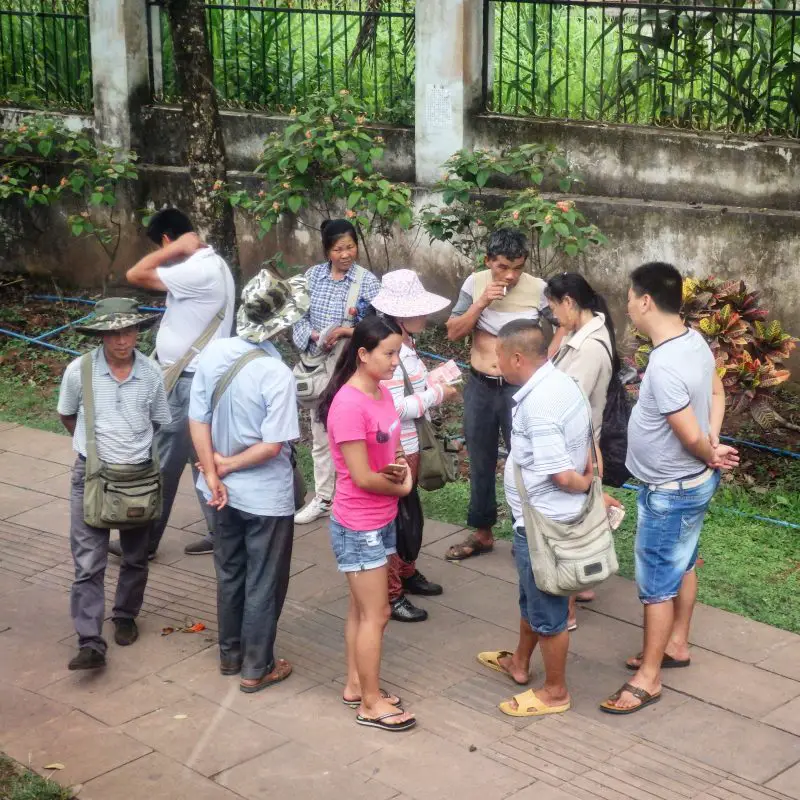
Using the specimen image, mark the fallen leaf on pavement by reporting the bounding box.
[173,714,188,720]
[44,763,65,770]
[183,623,206,633]
[161,627,175,636]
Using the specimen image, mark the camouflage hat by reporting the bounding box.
[74,298,159,335]
[236,270,310,344]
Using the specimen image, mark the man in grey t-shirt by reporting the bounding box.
[601,263,738,717]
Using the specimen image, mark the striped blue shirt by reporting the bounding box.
[504,361,591,524]
[291,262,380,356]
[189,337,300,517]
[57,347,171,464]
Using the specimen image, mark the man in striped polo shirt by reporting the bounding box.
[58,299,171,671]
[478,320,593,717]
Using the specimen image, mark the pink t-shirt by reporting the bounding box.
[327,384,402,531]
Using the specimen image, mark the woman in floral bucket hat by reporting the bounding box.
[371,269,460,623]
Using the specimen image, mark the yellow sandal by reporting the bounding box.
[499,689,571,718]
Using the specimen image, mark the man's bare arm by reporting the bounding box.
[709,370,725,443]
[126,232,204,291]
[59,414,77,435]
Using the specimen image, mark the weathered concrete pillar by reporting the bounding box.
[414,0,486,184]
[88,0,150,151]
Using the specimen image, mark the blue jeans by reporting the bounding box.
[513,527,569,636]
[635,470,721,604]
[329,517,396,573]
[214,507,294,680]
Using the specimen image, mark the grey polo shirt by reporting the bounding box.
[57,347,171,464]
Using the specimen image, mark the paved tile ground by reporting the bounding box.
[1,425,799,800]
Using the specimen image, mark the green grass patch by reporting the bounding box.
[0,755,73,800]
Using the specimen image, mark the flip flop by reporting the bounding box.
[499,689,571,718]
[625,652,691,671]
[356,711,416,732]
[600,682,662,715]
[567,621,578,632]
[477,650,529,685]
[239,659,292,694]
[342,689,402,708]
[445,534,494,561]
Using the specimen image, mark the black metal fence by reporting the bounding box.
[147,0,415,123]
[0,0,91,109]
[484,0,800,137]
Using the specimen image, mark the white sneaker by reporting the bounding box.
[294,496,332,525]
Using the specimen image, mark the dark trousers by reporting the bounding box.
[148,373,216,553]
[70,458,150,654]
[463,374,516,530]
[214,507,294,680]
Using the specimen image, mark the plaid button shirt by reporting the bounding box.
[291,262,380,356]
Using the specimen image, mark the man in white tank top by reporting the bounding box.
[109,208,235,561]
[444,229,558,561]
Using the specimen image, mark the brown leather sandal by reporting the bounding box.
[445,533,494,561]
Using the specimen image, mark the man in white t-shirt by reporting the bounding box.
[109,208,235,560]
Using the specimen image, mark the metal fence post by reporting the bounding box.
[414,0,485,184]
[88,0,149,151]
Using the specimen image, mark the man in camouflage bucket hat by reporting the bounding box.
[57,298,171,671]
[187,270,306,691]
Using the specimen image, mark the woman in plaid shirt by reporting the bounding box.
[292,219,381,525]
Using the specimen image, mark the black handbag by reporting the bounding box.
[395,485,424,563]
[598,342,631,488]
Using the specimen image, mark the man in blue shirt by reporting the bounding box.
[189,270,309,693]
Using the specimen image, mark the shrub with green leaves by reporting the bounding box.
[221,90,413,269]
[419,144,606,276]
[633,277,798,426]
[0,114,138,246]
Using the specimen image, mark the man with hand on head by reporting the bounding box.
[189,270,307,693]
[445,229,559,562]
[110,208,235,561]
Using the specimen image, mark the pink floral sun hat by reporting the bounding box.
[371,269,451,319]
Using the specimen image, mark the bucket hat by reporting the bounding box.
[74,298,159,335]
[371,269,450,319]
[236,269,310,343]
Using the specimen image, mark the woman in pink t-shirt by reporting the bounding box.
[318,315,416,732]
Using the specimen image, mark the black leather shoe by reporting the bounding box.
[113,618,139,646]
[401,570,443,597]
[68,647,106,670]
[184,536,213,555]
[390,596,428,623]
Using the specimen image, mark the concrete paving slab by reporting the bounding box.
[7,497,71,536]
[1,582,73,637]
[0,683,73,747]
[0,568,28,596]
[629,699,800,784]
[758,641,800,682]
[147,526,208,566]
[0,627,75,691]
[428,572,521,633]
[122,693,287,777]
[766,762,800,799]
[352,728,533,800]
[452,537,518,583]
[169,555,219,579]
[762,695,800,737]
[79,752,244,800]
[505,785,586,800]
[0,453,69,489]
[285,562,347,602]
[0,426,76,466]
[161,491,208,530]
[0,423,19,432]
[420,519,470,545]
[2,709,152,787]
[29,469,72,499]
[0,484,55,518]
[215,741,398,800]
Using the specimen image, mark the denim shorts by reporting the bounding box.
[329,517,397,573]
[513,527,569,636]
[635,470,720,604]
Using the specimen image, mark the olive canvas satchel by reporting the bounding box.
[512,403,618,596]
[80,354,163,529]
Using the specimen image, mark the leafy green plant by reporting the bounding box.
[220,90,413,268]
[633,277,798,426]
[419,144,606,276]
[0,114,138,252]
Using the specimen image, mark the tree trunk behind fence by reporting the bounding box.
[164,0,240,286]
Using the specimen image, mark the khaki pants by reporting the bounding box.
[310,409,335,503]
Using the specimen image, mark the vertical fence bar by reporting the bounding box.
[765,8,777,135]
[581,2,587,118]
[564,1,570,118]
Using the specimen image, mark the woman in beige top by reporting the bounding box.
[545,272,620,624]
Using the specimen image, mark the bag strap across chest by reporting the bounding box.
[211,348,269,413]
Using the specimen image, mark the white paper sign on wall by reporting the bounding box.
[425,84,453,128]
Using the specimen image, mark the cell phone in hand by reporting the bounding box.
[384,463,407,474]
[607,505,626,531]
